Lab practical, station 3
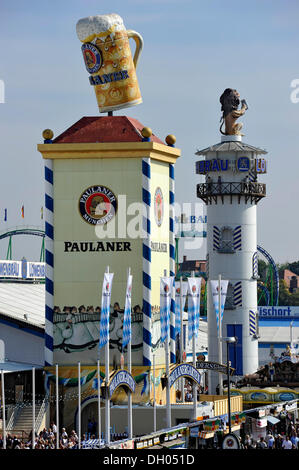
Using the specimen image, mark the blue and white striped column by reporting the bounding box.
[169,164,176,363]
[44,156,54,366]
[142,158,152,367]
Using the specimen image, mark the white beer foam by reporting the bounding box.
[76,13,125,42]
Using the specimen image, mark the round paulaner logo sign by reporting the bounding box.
[81,43,103,74]
[79,185,117,225]
[154,187,164,227]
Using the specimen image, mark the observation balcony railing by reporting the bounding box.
[196,181,266,204]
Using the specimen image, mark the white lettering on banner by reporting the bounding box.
[109,370,136,398]
[258,306,299,317]
[169,364,201,388]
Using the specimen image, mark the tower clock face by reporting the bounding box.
[154,187,164,227]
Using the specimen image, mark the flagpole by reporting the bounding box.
[180,276,184,402]
[56,364,59,449]
[32,367,35,449]
[153,353,156,432]
[97,359,101,444]
[218,274,223,395]
[127,267,133,439]
[1,369,6,449]
[164,270,171,429]
[191,271,197,421]
[78,361,81,449]
[105,266,110,446]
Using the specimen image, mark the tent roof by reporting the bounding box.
[0,282,45,329]
[0,360,43,373]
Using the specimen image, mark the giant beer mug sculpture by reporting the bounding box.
[76,13,143,112]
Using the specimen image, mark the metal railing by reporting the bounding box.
[197,181,266,204]
[35,398,48,434]
[6,404,21,431]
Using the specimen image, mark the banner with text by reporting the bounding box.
[98,272,114,349]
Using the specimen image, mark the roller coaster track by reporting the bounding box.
[257,245,279,306]
[0,226,45,261]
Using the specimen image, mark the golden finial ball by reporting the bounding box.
[165,134,176,146]
[141,127,152,138]
[42,129,54,140]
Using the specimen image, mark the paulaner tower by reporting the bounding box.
[196,89,267,393]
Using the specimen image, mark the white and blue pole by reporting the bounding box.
[44,135,54,367]
[169,163,176,364]
[142,157,152,367]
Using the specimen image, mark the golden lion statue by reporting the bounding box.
[220,88,248,136]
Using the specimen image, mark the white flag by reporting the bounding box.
[210,279,229,335]
[99,272,114,349]
[174,281,188,337]
[187,277,202,341]
[123,274,133,349]
[160,277,174,343]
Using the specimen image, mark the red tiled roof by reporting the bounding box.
[53,116,164,144]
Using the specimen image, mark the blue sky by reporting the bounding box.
[0,0,299,263]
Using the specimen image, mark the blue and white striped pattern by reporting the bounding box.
[99,273,114,349]
[160,302,170,343]
[249,310,257,336]
[188,297,196,341]
[169,164,176,363]
[213,226,220,250]
[98,303,109,350]
[233,225,242,251]
[249,169,256,182]
[44,159,54,366]
[142,158,152,366]
[252,251,258,278]
[122,274,132,350]
[234,281,242,307]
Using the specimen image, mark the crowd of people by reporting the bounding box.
[0,421,130,449]
[53,303,143,316]
[242,429,299,449]
[0,423,79,449]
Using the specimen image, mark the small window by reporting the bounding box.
[219,227,235,253]
[224,282,235,310]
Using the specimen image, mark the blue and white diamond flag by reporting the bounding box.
[160,277,174,343]
[210,279,229,335]
[175,281,188,337]
[122,273,133,350]
[98,272,114,349]
[187,277,201,341]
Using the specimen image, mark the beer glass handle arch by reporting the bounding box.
[126,30,144,68]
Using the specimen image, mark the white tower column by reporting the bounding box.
[196,135,267,393]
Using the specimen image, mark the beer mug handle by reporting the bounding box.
[126,30,143,68]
